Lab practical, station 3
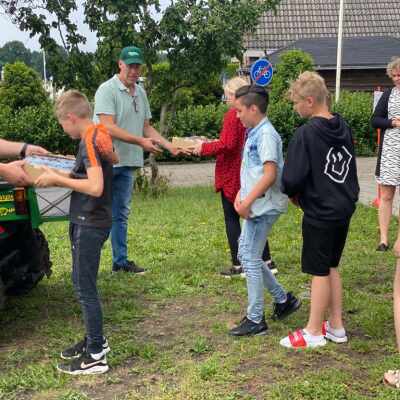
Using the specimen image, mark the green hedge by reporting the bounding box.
[0,102,77,155]
[332,91,375,156]
[163,90,376,157]
[167,103,228,140]
[0,91,376,159]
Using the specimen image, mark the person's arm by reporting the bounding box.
[143,120,191,155]
[97,114,161,154]
[199,110,243,157]
[35,165,103,197]
[371,89,395,130]
[234,162,277,219]
[0,139,48,158]
[0,160,32,186]
[281,129,310,199]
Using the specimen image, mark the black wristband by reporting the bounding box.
[20,143,28,159]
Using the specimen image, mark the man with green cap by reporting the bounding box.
[94,45,184,274]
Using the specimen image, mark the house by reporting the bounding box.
[243,0,400,90]
[268,36,400,91]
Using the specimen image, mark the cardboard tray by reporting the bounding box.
[172,136,210,150]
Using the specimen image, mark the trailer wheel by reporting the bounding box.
[0,222,52,297]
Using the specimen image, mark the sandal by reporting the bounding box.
[280,329,327,349]
[383,370,400,388]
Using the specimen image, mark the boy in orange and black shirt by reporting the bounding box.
[36,90,118,375]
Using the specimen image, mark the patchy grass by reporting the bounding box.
[1,186,400,399]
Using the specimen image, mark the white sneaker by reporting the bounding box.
[322,321,348,343]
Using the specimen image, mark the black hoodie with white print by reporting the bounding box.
[282,114,359,227]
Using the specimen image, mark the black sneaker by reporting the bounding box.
[271,292,301,321]
[229,316,268,336]
[266,260,278,275]
[57,351,109,375]
[220,266,245,278]
[60,337,110,360]
[112,260,146,274]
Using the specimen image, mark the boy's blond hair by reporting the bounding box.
[288,71,330,105]
[224,76,249,96]
[55,90,92,120]
[387,57,400,78]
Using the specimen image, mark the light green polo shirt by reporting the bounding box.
[93,75,152,167]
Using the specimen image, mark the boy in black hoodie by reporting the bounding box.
[280,72,359,349]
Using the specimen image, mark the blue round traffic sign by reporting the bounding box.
[250,59,274,87]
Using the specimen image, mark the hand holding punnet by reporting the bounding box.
[35,166,59,188]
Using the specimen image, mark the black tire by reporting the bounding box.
[0,222,52,296]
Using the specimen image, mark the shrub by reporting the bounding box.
[268,91,376,156]
[167,103,228,140]
[268,100,304,150]
[269,49,314,103]
[0,62,49,110]
[332,91,375,156]
[0,102,76,155]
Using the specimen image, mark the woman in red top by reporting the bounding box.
[193,77,276,277]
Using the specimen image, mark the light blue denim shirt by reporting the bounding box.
[240,117,288,217]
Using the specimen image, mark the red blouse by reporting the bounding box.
[200,107,246,203]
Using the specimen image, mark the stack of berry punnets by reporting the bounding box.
[24,154,75,181]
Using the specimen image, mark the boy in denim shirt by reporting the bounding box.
[229,85,301,336]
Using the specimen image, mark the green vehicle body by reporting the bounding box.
[0,185,66,228]
[0,182,68,307]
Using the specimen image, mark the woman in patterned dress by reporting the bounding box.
[372,57,400,252]
[374,57,400,389]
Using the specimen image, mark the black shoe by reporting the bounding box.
[57,351,109,375]
[60,337,110,360]
[376,243,389,252]
[112,260,146,274]
[220,266,245,278]
[266,260,278,275]
[229,316,268,336]
[271,292,301,321]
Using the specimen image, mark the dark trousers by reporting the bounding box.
[221,191,271,266]
[69,223,110,354]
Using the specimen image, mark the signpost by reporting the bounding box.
[250,59,274,87]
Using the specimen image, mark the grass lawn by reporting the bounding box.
[1,186,400,400]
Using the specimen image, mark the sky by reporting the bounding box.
[0,4,98,52]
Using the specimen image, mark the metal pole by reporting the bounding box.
[42,49,47,86]
[335,0,345,103]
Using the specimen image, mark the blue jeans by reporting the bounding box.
[238,214,287,323]
[70,223,110,354]
[111,166,135,266]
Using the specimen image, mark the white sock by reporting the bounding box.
[327,321,346,337]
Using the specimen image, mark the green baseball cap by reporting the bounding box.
[119,46,144,65]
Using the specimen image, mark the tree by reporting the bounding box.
[1,0,281,98]
[267,50,314,149]
[269,49,315,102]
[0,61,49,110]
[0,40,31,66]
[0,0,282,181]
